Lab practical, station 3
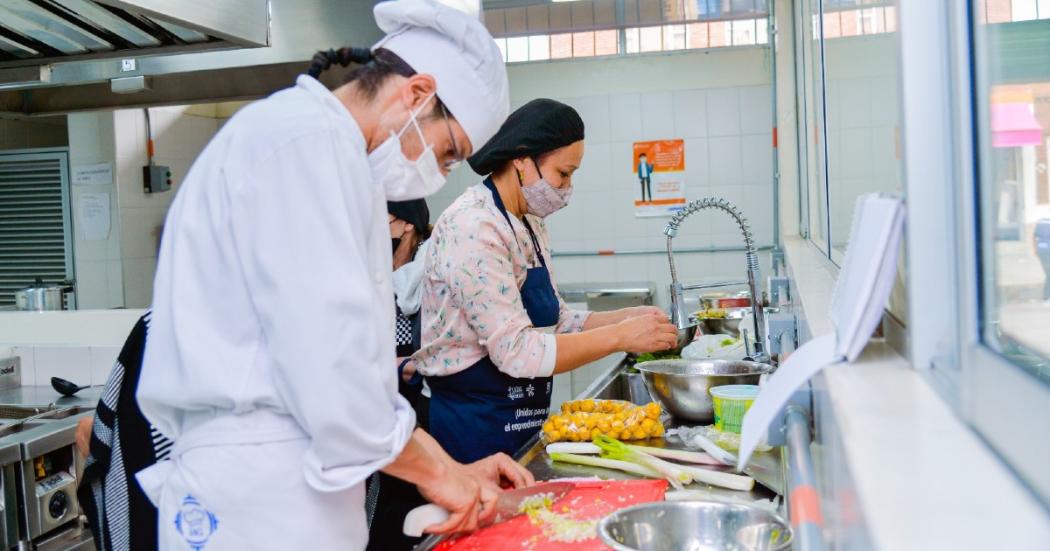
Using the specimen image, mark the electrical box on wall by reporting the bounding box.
[143,164,172,193]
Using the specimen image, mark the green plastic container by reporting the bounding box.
[710,385,760,434]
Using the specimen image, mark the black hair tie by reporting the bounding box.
[306,46,374,78]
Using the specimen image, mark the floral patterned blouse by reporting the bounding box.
[414,183,590,379]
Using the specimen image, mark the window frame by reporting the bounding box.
[798,0,1050,504]
[899,0,1050,504]
[957,0,1050,504]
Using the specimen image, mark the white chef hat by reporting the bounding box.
[373,0,509,151]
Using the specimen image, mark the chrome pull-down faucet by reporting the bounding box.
[664,197,768,363]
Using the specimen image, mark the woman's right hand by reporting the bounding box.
[615,310,678,353]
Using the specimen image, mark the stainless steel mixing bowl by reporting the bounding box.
[597,501,792,551]
[634,359,772,422]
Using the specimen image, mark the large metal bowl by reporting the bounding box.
[598,501,792,551]
[634,359,772,422]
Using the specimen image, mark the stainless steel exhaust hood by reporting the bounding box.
[0,0,383,115]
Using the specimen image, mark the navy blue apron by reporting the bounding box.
[426,178,560,464]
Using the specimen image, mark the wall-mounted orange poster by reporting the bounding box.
[632,139,686,217]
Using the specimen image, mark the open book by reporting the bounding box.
[738,193,905,468]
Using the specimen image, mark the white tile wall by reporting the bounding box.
[69,106,221,309]
[738,85,773,135]
[34,346,92,388]
[671,90,708,138]
[68,112,123,309]
[122,256,159,309]
[740,133,774,185]
[708,136,744,186]
[12,346,36,385]
[640,92,676,140]
[90,346,121,385]
[706,88,741,137]
[608,94,643,142]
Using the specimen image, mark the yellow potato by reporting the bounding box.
[641,418,655,431]
[631,427,648,440]
[650,423,665,437]
[645,402,662,419]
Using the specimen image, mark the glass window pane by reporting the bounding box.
[663,24,686,51]
[710,21,730,47]
[595,29,619,55]
[983,0,1012,23]
[494,38,507,62]
[551,33,573,59]
[757,18,769,44]
[624,27,640,53]
[806,0,828,249]
[572,31,596,57]
[822,0,903,256]
[528,35,550,61]
[973,4,1050,372]
[506,36,528,62]
[1012,0,1039,21]
[686,22,709,49]
[731,18,757,45]
[640,25,662,52]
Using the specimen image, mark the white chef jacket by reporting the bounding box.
[138,75,416,493]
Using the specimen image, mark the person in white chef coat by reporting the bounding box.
[134,1,531,549]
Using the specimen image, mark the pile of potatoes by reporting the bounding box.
[542,399,664,443]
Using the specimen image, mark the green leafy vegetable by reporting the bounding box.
[635,350,681,363]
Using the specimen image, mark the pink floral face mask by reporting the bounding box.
[520,158,571,217]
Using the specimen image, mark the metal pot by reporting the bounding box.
[14,279,73,312]
[634,359,772,422]
[598,501,792,551]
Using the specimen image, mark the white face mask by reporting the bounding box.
[368,94,447,201]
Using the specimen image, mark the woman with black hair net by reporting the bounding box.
[413,99,679,465]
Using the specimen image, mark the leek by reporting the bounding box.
[677,464,754,491]
[687,430,738,466]
[546,442,601,455]
[593,435,693,489]
[548,452,662,479]
[547,442,722,466]
[626,445,721,465]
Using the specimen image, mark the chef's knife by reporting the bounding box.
[403,481,574,537]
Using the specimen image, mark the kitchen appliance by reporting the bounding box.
[0,405,91,541]
[0,441,22,550]
[634,359,772,422]
[14,279,74,311]
[8,407,90,544]
[0,357,22,391]
[597,500,792,551]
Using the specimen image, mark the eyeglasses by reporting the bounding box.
[439,103,464,172]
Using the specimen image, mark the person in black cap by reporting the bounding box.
[365,198,433,550]
[411,99,678,465]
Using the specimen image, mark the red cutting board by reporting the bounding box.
[434,479,668,551]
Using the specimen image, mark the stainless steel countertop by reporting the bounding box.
[416,358,782,550]
[0,386,102,409]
